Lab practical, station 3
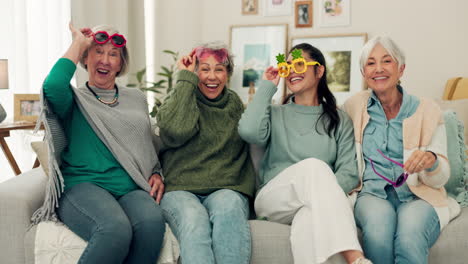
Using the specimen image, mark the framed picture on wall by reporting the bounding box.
[230,24,288,104]
[264,0,292,16]
[242,0,258,15]
[318,0,351,27]
[14,94,41,122]
[295,1,313,28]
[291,33,367,104]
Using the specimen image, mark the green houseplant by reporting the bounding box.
[128,49,179,117]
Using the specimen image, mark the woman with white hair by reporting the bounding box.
[33,24,166,263]
[343,35,461,263]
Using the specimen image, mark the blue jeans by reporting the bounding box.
[354,187,440,264]
[161,189,251,264]
[57,182,166,264]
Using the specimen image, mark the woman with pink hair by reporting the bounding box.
[157,42,255,264]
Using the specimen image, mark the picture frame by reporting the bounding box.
[242,0,258,15]
[318,0,351,27]
[291,33,367,104]
[295,1,313,28]
[230,24,288,104]
[14,94,41,122]
[264,0,292,17]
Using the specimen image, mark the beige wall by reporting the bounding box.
[153,0,468,99]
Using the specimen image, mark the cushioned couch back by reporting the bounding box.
[444,110,468,206]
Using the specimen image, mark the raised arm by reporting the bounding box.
[156,52,200,148]
[238,66,280,147]
[43,23,93,119]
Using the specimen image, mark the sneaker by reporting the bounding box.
[351,257,373,264]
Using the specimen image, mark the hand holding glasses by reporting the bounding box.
[276,49,321,78]
[93,31,126,48]
[369,149,409,188]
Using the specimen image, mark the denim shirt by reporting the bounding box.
[360,86,419,202]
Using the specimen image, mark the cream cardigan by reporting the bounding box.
[343,90,461,229]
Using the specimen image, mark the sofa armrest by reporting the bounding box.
[0,168,47,264]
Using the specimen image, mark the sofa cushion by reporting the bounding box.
[34,221,86,264]
[436,98,468,144]
[31,141,49,176]
[429,207,468,264]
[29,221,179,264]
[443,110,468,206]
[250,220,293,264]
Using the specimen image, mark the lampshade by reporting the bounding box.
[0,59,9,89]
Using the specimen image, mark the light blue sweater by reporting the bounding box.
[238,80,359,193]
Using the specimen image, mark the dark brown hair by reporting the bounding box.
[283,43,339,136]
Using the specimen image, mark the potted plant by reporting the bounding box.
[128,49,178,117]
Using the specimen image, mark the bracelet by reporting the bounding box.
[427,151,438,161]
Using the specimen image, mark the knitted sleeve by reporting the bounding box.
[420,122,450,188]
[334,110,360,194]
[238,80,277,147]
[43,58,76,119]
[156,70,200,148]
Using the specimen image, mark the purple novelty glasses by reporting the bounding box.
[369,149,409,188]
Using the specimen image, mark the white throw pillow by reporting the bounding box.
[31,141,49,177]
[35,221,180,264]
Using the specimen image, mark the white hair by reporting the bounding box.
[79,24,129,76]
[360,35,405,73]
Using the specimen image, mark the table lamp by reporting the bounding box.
[0,59,8,123]
[0,59,8,89]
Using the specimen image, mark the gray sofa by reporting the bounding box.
[1,98,468,263]
[1,161,468,264]
[1,168,468,264]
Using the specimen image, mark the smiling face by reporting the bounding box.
[363,43,405,94]
[285,50,323,96]
[85,42,122,90]
[197,55,228,99]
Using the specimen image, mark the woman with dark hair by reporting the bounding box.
[238,43,371,264]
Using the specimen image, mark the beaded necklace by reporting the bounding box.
[85,82,119,106]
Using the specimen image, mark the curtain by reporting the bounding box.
[0,0,148,181]
[13,0,72,94]
[0,0,71,182]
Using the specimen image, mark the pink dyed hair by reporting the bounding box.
[194,47,229,63]
[192,42,235,77]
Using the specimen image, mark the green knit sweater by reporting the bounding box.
[156,70,255,197]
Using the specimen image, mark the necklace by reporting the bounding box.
[85,82,119,106]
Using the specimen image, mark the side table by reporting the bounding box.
[0,122,42,176]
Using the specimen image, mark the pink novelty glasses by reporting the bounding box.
[369,149,409,188]
[93,31,126,48]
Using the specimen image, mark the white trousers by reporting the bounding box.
[255,158,362,264]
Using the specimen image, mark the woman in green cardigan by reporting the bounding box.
[157,42,255,264]
[35,24,165,264]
